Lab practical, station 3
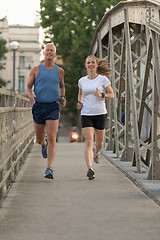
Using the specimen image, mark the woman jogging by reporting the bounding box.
[77,55,114,180]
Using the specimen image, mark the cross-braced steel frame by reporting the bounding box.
[89,0,160,179]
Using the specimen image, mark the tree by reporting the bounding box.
[0,38,8,87]
[40,0,121,122]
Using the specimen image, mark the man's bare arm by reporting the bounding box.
[58,67,66,107]
[26,66,38,105]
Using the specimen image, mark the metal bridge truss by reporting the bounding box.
[89,0,160,179]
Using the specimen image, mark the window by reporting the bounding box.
[19,56,25,68]
[19,76,25,90]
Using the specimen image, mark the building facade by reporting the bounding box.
[0,17,40,95]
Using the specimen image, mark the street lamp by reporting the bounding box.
[10,41,19,92]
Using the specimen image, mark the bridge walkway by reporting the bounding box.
[0,138,160,240]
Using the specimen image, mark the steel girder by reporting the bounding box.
[89,0,160,179]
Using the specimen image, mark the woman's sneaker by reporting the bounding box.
[87,168,95,180]
[41,139,48,158]
[93,145,100,164]
[44,167,54,179]
[93,152,100,164]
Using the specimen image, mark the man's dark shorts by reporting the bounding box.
[32,101,60,125]
[81,114,107,130]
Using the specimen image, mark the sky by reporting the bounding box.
[0,0,45,46]
[0,0,41,26]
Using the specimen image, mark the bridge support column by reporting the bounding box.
[124,9,142,173]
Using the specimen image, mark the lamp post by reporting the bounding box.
[10,41,19,92]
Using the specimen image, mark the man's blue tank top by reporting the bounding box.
[34,63,60,103]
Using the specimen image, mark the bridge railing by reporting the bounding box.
[0,89,34,201]
[89,0,160,179]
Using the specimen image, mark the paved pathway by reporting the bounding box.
[0,141,160,240]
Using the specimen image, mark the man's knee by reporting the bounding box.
[47,133,57,142]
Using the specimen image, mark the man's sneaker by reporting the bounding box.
[93,145,100,164]
[41,139,48,158]
[87,168,95,180]
[44,167,54,179]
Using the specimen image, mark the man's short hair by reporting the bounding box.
[44,43,56,52]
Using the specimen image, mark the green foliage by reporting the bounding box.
[0,38,8,87]
[40,0,121,115]
[0,38,8,69]
[0,78,7,88]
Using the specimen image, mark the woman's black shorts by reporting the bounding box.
[81,114,107,130]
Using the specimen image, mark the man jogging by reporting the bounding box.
[26,43,66,179]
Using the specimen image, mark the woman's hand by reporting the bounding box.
[77,101,83,110]
[94,88,102,97]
